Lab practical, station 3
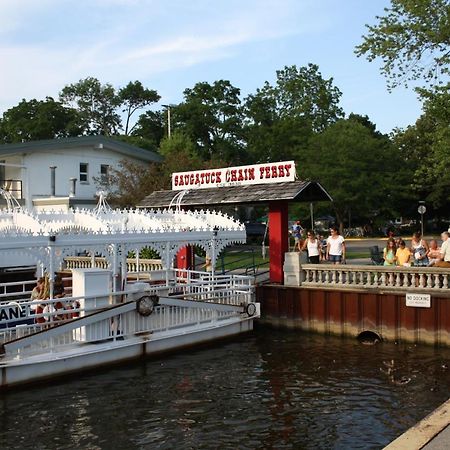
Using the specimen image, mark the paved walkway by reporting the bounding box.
[422,425,450,450]
[384,398,450,449]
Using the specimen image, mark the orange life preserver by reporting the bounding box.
[35,305,46,324]
[68,300,80,319]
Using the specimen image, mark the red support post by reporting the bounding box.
[176,245,193,270]
[269,200,289,283]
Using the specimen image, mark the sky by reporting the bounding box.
[0,0,423,134]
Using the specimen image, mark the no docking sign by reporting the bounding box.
[406,293,431,308]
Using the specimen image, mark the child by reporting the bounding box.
[395,239,411,266]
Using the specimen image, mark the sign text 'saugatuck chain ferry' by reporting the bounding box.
[172,161,296,190]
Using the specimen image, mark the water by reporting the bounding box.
[1,328,450,450]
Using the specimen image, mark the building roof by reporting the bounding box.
[0,135,163,163]
[138,180,333,208]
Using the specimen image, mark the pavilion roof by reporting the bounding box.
[138,180,333,209]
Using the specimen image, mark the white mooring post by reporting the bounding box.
[72,268,112,341]
[283,252,307,286]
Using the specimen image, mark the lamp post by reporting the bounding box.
[161,104,172,138]
[418,201,426,237]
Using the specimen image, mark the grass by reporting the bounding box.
[217,250,269,271]
[215,247,370,271]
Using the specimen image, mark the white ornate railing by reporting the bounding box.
[64,256,163,272]
[171,269,254,305]
[301,264,450,291]
[1,301,240,358]
[0,270,254,346]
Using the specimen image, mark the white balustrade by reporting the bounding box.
[301,264,450,291]
[64,256,163,272]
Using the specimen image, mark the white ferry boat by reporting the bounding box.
[0,195,259,389]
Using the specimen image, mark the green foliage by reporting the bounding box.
[174,80,244,162]
[243,64,343,163]
[0,97,81,143]
[118,81,160,135]
[394,85,450,213]
[300,117,404,227]
[114,134,159,152]
[128,247,160,259]
[132,110,165,147]
[0,64,430,226]
[95,159,161,208]
[95,133,208,207]
[158,131,197,158]
[245,64,344,131]
[60,77,121,135]
[356,0,450,90]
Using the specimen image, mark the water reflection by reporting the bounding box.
[0,329,449,449]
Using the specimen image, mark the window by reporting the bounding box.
[80,163,89,183]
[100,164,109,178]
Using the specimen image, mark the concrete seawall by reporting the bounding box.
[257,285,450,347]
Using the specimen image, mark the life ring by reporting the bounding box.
[68,300,80,319]
[136,295,158,316]
[35,305,46,324]
[245,303,257,317]
[42,304,56,322]
[53,301,68,321]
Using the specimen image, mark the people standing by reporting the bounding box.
[395,239,411,266]
[291,220,304,252]
[383,238,397,266]
[202,255,212,272]
[301,230,321,263]
[435,232,450,268]
[30,277,45,312]
[427,239,441,266]
[33,275,50,324]
[410,232,429,266]
[326,226,346,264]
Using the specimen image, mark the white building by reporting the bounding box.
[0,136,162,210]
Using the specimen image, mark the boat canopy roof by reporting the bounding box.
[0,207,244,236]
[0,204,246,272]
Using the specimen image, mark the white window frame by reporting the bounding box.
[79,162,89,184]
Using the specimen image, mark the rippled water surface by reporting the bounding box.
[1,328,450,449]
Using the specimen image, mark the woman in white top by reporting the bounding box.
[326,226,346,264]
[301,230,321,263]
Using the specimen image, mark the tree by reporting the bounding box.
[60,77,121,135]
[174,80,244,162]
[300,117,404,229]
[97,131,227,208]
[394,85,450,214]
[355,0,450,90]
[95,159,161,208]
[132,110,165,147]
[158,131,227,184]
[118,81,160,135]
[0,97,81,143]
[245,64,344,131]
[243,64,343,162]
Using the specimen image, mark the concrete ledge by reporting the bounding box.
[384,398,450,449]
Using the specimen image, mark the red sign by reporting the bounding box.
[172,161,296,191]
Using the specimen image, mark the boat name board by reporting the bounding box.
[0,305,32,328]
